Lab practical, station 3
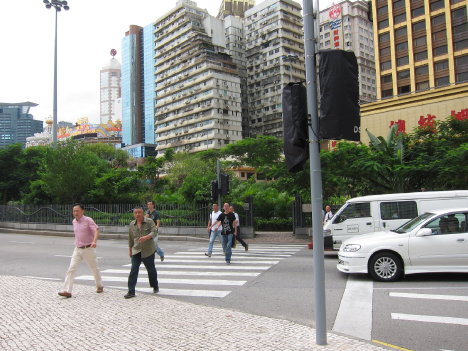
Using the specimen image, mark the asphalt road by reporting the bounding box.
[1,232,467,351]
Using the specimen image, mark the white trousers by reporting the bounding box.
[63,247,103,293]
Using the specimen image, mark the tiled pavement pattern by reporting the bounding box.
[0,276,392,351]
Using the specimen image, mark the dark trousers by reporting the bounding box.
[236,226,247,247]
[128,252,158,293]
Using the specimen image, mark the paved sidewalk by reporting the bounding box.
[0,276,392,351]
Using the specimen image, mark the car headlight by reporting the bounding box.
[323,229,331,236]
[342,244,361,252]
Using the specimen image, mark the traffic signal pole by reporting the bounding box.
[217,160,221,209]
[303,0,327,345]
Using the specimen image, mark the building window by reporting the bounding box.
[435,76,450,86]
[379,32,390,42]
[433,45,448,56]
[412,6,425,17]
[432,30,446,40]
[398,85,411,94]
[414,51,428,61]
[381,88,393,97]
[416,81,430,90]
[455,54,468,66]
[380,47,391,56]
[382,75,393,84]
[451,7,467,20]
[435,60,449,70]
[393,0,405,9]
[430,0,445,11]
[397,70,411,79]
[431,14,446,26]
[378,5,388,15]
[452,0,464,3]
[381,61,392,70]
[395,27,407,37]
[415,65,429,75]
[394,13,407,24]
[397,56,409,66]
[378,19,389,29]
[454,39,468,50]
[413,36,427,46]
[396,41,408,51]
[413,21,426,32]
[456,71,468,82]
[453,23,468,35]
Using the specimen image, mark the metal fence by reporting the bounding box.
[0,203,212,227]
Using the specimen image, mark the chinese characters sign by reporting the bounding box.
[329,4,343,50]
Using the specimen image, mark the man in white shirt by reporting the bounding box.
[205,203,223,257]
[323,205,333,224]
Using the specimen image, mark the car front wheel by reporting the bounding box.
[369,252,402,282]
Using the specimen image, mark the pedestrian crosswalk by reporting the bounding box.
[75,244,306,298]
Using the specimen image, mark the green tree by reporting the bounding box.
[38,139,108,204]
[85,143,129,169]
[87,168,141,204]
[0,144,26,204]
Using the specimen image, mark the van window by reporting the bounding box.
[380,201,418,220]
[334,202,371,223]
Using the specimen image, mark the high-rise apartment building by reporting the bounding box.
[217,0,256,18]
[154,0,243,156]
[244,0,306,138]
[100,55,121,124]
[225,16,251,137]
[373,0,468,98]
[0,102,43,148]
[319,0,377,102]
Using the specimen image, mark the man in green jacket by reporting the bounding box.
[125,207,159,299]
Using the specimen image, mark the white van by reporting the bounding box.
[323,190,468,250]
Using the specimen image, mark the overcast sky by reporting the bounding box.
[1,0,333,125]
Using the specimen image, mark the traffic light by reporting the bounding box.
[221,174,230,195]
[282,82,309,173]
[319,50,360,142]
[211,180,218,203]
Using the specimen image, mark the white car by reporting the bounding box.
[337,208,468,282]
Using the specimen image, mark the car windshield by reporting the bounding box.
[392,212,434,233]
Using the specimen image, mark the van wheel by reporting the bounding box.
[369,252,402,282]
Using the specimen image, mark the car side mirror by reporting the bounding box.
[416,228,433,237]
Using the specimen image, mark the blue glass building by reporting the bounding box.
[121,23,156,158]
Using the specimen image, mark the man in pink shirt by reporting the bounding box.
[58,204,104,298]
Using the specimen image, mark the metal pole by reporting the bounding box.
[303,0,327,345]
[53,9,58,145]
[289,61,293,82]
[217,159,221,209]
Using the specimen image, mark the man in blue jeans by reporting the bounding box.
[210,203,237,264]
[125,207,159,299]
[205,203,222,257]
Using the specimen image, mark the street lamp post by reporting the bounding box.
[282,54,299,82]
[44,0,70,145]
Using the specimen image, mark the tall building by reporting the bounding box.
[100,54,121,124]
[0,102,43,148]
[217,0,256,19]
[319,0,377,102]
[373,0,468,99]
[244,0,306,138]
[154,0,243,156]
[225,15,250,137]
[121,23,156,156]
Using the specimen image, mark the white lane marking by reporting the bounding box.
[392,313,468,326]
[153,259,280,264]
[375,286,468,290]
[333,275,373,340]
[108,285,230,298]
[122,264,271,270]
[76,275,247,286]
[101,269,260,277]
[390,292,468,302]
[10,241,34,244]
[189,248,303,253]
[171,254,288,259]
[22,276,61,281]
